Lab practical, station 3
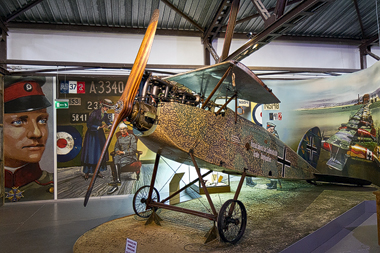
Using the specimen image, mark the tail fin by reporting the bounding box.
[297,127,322,168]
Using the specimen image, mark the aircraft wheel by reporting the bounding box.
[217,199,247,244]
[133,185,160,218]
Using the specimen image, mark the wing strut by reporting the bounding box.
[216,92,237,115]
[201,65,233,109]
[189,150,218,216]
[84,9,159,206]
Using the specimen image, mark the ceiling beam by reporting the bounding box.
[160,0,204,33]
[202,42,220,62]
[366,50,380,61]
[274,0,289,18]
[220,0,240,62]
[0,17,8,37]
[360,34,379,47]
[7,21,365,46]
[6,0,45,23]
[230,32,362,44]
[3,59,205,70]
[352,0,365,38]
[230,0,302,27]
[3,59,360,75]
[358,35,379,69]
[203,0,231,43]
[7,22,203,37]
[251,0,271,22]
[224,0,333,62]
[0,16,7,72]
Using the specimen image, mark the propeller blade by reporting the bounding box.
[84,9,159,206]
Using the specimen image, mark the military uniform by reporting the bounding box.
[266,122,280,189]
[4,76,53,201]
[114,133,138,166]
[108,131,141,194]
[5,164,53,201]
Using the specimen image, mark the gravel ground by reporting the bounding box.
[74,178,379,253]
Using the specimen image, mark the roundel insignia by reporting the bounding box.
[57,126,82,163]
[252,103,262,126]
[24,83,33,92]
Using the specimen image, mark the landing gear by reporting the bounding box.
[133,185,160,218]
[133,152,248,244]
[217,199,247,244]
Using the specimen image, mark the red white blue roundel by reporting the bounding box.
[252,103,262,126]
[57,126,82,162]
[57,132,75,155]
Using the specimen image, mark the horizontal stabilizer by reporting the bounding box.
[326,128,356,150]
[313,173,371,186]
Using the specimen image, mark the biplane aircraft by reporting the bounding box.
[83,5,376,244]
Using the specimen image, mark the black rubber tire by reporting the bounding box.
[133,185,160,218]
[217,199,247,244]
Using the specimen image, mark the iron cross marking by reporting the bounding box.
[277,147,291,177]
[366,149,373,160]
[306,135,318,162]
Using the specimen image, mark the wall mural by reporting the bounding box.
[263,61,380,186]
[56,77,200,201]
[5,62,379,202]
[3,76,54,202]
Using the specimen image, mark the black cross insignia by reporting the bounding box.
[306,135,318,162]
[366,149,372,160]
[277,147,291,177]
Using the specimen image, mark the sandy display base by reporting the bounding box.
[74,179,379,253]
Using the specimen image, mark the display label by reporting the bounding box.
[238,99,249,107]
[69,98,81,106]
[70,113,88,123]
[125,238,137,253]
[264,103,280,110]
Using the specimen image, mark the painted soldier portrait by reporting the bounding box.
[4,76,54,201]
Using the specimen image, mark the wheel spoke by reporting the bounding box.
[133,185,160,218]
[217,199,247,244]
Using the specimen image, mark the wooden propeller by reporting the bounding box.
[84,9,159,206]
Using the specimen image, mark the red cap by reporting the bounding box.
[4,77,51,113]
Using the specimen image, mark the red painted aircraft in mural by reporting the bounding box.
[321,103,380,172]
[83,2,377,244]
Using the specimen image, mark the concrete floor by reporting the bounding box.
[0,196,135,253]
[1,178,380,253]
[282,200,380,253]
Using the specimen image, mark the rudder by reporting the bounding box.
[297,127,322,168]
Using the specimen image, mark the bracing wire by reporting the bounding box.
[376,0,380,46]
[159,157,211,213]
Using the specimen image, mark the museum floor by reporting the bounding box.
[1,177,380,253]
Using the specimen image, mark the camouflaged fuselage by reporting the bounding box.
[135,102,318,179]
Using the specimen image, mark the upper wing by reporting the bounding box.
[165,60,280,104]
[326,128,356,150]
